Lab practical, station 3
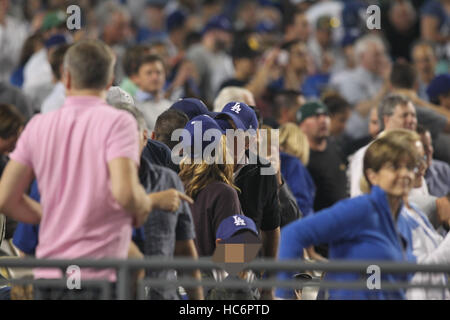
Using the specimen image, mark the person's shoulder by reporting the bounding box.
[150,163,181,187]
[204,181,239,198]
[431,159,450,172]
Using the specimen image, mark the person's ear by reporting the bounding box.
[63,70,71,91]
[151,131,156,140]
[365,169,378,186]
[143,129,149,141]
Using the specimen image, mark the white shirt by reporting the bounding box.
[136,99,172,132]
[23,49,53,94]
[347,144,370,198]
[41,82,66,114]
[0,16,28,82]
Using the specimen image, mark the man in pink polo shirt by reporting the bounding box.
[0,40,192,288]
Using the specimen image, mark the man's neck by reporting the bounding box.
[66,89,105,99]
[309,137,327,152]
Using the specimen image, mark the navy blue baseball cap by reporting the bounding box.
[167,10,186,32]
[216,102,258,132]
[183,115,225,159]
[203,15,233,34]
[427,74,450,103]
[216,215,259,242]
[170,98,216,120]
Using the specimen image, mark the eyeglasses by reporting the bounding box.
[383,162,420,174]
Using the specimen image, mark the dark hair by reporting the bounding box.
[283,9,305,32]
[19,34,43,67]
[322,91,351,116]
[49,44,71,80]
[274,90,302,120]
[0,104,26,139]
[136,54,166,74]
[123,45,151,77]
[154,109,189,150]
[390,61,417,89]
[64,40,115,90]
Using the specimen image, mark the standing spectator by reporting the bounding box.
[0,40,190,299]
[279,123,315,218]
[135,54,172,131]
[0,0,28,83]
[283,9,311,43]
[297,101,348,211]
[179,114,242,258]
[186,15,234,105]
[111,102,203,301]
[277,130,421,300]
[268,89,305,129]
[322,91,351,138]
[153,109,189,151]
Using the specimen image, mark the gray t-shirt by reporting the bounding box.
[140,159,195,300]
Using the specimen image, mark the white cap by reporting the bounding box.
[106,86,135,107]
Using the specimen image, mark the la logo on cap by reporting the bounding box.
[233,215,246,226]
[231,103,241,114]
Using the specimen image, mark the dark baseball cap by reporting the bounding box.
[427,74,450,102]
[170,98,216,120]
[296,101,329,124]
[216,102,258,132]
[183,115,225,159]
[231,38,261,59]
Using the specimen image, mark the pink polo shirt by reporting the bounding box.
[10,96,140,281]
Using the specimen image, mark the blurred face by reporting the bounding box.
[316,29,332,48]
[235,58,257,80]
[367,158,415,198]
[137,61,166,95]
[300,114,330,143]
[0,127,22,155]
[413,141,427,188]
[385,102,417,131]
[420,131,433,168]
[389,3,416,32]
[214,30,233,52]
[369,107,380,138]
[294,13,310,42]
[330,109,351,136]
[105,12,131,45]
[289,43,309,72]
[360,42,386,74]
[412,46,436,81]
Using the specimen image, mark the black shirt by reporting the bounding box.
[235,154,281,231]
[307,140,348,212]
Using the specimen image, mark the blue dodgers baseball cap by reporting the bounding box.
[427,74,450,103]
[183,115,225,159]
[216,215,259,242]
[216,102,258,132]
[170,98,216,120]
[203,15,233,34]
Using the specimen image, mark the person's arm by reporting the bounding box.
[259,227,280,300]
[108,158,193,227]
[421,15,450,44]
[0,160,41,224]
[245,48,280,99]
[174,239,204,300]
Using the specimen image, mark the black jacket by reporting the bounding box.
[234,154,281,231]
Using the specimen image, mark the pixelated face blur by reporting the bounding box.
[368,157,415,198]
[361,42,386,73]
[138,60,166,95]
[300,114,330,141]
[385,102,417,131]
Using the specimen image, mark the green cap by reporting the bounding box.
[41,11,67,31]
[296,101,329,124]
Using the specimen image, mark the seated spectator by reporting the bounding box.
[41,44,71,114]
[277,129,421,300]
[120,45,152,98]
[418,126,450,198]
[134,54,173,131]
[411,41,438,101]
